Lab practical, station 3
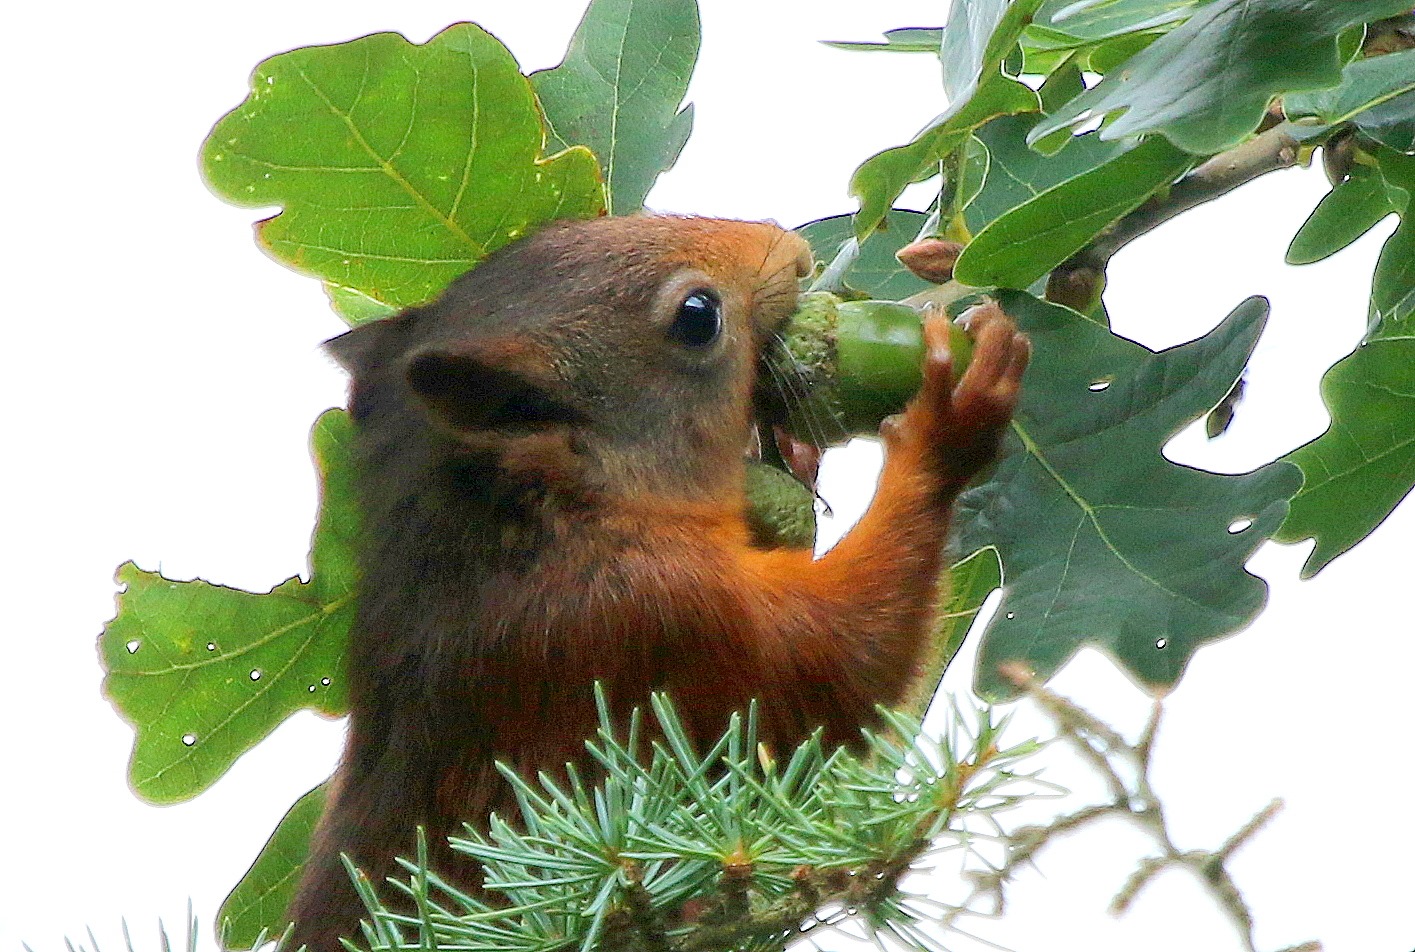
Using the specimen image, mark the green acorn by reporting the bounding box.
[747,292,978,548]
[768,291,973,443]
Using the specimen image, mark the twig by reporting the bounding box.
[980,666,1317,952]
[1046,123,1303,311]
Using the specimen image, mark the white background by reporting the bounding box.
[3,3,1412,952]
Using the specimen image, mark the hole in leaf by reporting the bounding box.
[206,642,217,652]
[1228,518,1253,534]
[321,677,332,686]
[1074,111,1103,135]
[1005,611,1016,620]
[1088,378,1112,392]
[1155,638,1168,649]
[125,640,140,654]
[181,733,197,747]
[250,669,262,681]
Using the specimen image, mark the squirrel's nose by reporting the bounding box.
[791,235,813,279]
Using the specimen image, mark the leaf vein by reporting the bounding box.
[292,64,485,258]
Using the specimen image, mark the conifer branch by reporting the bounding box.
[350,692,1047,952]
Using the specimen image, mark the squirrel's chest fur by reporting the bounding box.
[350,454,750,719]
[345,460,764,830]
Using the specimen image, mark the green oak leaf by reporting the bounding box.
[1371,208,1415,335]
[1017,24,1089,55]
[1016,34,1075,78]
[1275,340,1415,576]
[900,547,1004,719]
[1034,0,1200,41]
[531,0,699,215]
[219,783,328,948]
[1285,169,1400,266]
[938,0,1044,104]
[326,284,399,326]
[1285,48,1415,129]
[955,135,1194,288]
[958,134,993,211]
[955,292,1301,698]
[202,24,604,312]
[964,112,1131,232]
[1274,149,1415,574]
[796,210,933,300]
[851,85,1039,242]
[1031,0,1415,154]
[1037,60,1086,114]
[1354,90,1415,155]
[1025,63,1091,155]
[101,411,356,802]
[849,0,1046,239]
[822,28,944,54]
[1370,149,1415,337]
[1082,29,1164,74]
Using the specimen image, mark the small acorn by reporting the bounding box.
[748,292,982,546]
[743,459,817,549]
[1321,129,1356,186]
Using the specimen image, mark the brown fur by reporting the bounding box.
[288,215,1029,950]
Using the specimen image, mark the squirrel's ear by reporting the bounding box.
[406,337,583,433]
[324,317,402,422]
[324,310,417,375]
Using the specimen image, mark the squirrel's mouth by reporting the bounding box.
[752,337,827,492]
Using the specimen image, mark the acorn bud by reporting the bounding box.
[1321,130,1356,186]
[896,238,965,283]
[1045,266,1105,314]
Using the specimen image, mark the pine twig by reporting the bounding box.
[354,695,1047,952]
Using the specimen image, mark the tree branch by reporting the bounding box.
[1046,124,1304,311]
[980,665,1316,952]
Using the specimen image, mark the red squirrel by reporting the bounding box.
[288,215,1029,949]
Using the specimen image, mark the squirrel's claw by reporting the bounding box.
[893,300,1029,487]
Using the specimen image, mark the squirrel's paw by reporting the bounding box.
[885,300,1030,486]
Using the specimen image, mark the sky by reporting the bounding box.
[3,3,1412,952]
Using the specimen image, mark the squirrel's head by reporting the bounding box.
[328,215,812,501]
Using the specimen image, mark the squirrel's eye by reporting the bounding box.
[667,290,722,348]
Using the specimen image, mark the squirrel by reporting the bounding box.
[287,214,1030,950]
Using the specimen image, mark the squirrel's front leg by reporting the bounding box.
[805,299,1028,593]
[883,300,1031,501]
